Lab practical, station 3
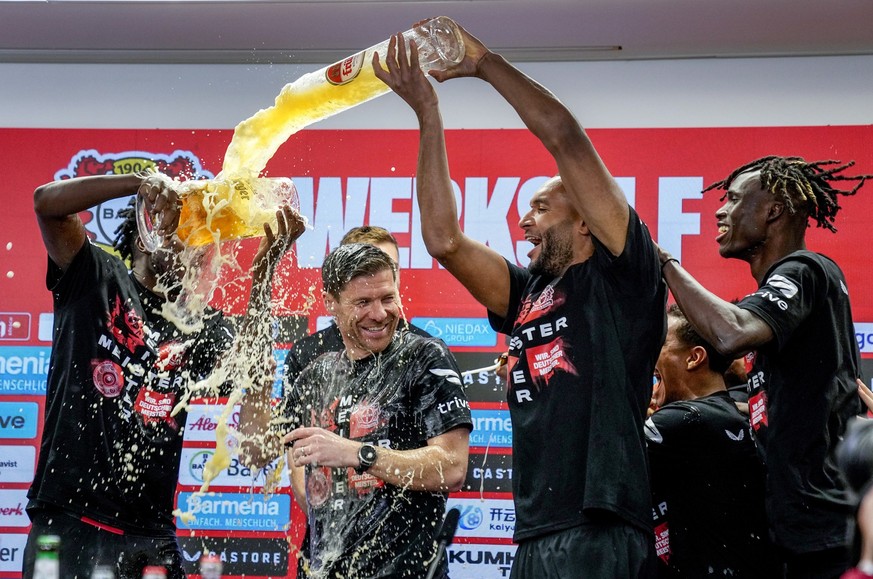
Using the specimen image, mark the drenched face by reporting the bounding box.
[714,170,777,260]
[326,268,401,360]
[147,234,187,283]
[520,179,579,277]
[654,316,691,405]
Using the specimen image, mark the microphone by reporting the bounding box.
[425,508,461,579]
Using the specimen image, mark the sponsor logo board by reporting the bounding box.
[0,313,30,342]
[0,534,27,572]
[412,317,498,347]
[0,347,51,396]
[0,490,30,527]
[178,536,289,576]
[447,543,517,579]
[446,497,516,540]
[469,409,512,449]
[463,451,513,494]
[176,492,291,532]
[0,445,36,483]
[179,448,289,488]
[0,402,39,439]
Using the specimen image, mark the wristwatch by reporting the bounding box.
[355,443,378,474]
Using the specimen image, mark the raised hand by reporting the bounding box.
[372,33,438,114]
[251,204,307,286]
[137,172,181,239]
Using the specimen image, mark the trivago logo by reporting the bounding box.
[54,149,214,248]
[447,497,516,540]
[0,346,51,395]
[176,491,291,531]
[0,402,39,439]
[469,409,513,449]
[179,448,290,488]
[0,445,37,483]
[447,544,517,579]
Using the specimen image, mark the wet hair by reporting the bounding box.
[340,225,398,251]
[113,197,139,263]
[703,156,871,232]
[322,243,397,297]
[667,303,733,375]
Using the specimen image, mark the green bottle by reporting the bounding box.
[33,535,60,579]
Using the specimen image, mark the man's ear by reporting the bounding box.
[323,291,336,314]
[767,201,785,223]
[687,346,708,371]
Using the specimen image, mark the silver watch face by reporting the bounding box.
[359,444,377,467]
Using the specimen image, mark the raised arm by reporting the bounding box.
[658,247,774,357]
[237,205,306,469]
[33,173,178,271]
[374,34,511,318]
[430,25,630,256]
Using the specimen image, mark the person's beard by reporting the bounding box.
[528,222,574,277]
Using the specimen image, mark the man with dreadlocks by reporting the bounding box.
[658,156,870,578]
[25,173,304,579]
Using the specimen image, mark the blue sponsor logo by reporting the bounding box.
[456,505,484,531]
[0,402,39,439]
[177,492,291,531]
[856,323,873,354]
[0,346,51,395]
[469,409,512,448]
[412,318,497,348]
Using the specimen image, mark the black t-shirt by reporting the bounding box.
[29,242,233,535]
[488,207,667,540]
[646,391,778,578]
[738,250,862,553]
[282,319,430,395]
[284,332,472,578]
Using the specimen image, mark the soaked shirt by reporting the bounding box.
[489,208,667,541]
[29,242,233,535]
[285,332,472,578]
[739,250,861,553]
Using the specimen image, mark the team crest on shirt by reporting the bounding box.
[350,401,383,438]
[91,359,124,397]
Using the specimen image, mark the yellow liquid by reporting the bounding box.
[222,58,388,177]
[175,177,295,246]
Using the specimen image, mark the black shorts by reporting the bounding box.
[22,507,184,579]
[510,514,656,579]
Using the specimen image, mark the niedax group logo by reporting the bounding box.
[53,149,214,247]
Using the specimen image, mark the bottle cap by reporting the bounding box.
[36,535,61,550]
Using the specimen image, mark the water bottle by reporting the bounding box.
[221,16,466,177]
[141,566,167,579]
[91,564,116,579]
[32,535,60,579]
[199,551,223,579]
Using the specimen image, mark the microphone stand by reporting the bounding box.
[424,507,461,579]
